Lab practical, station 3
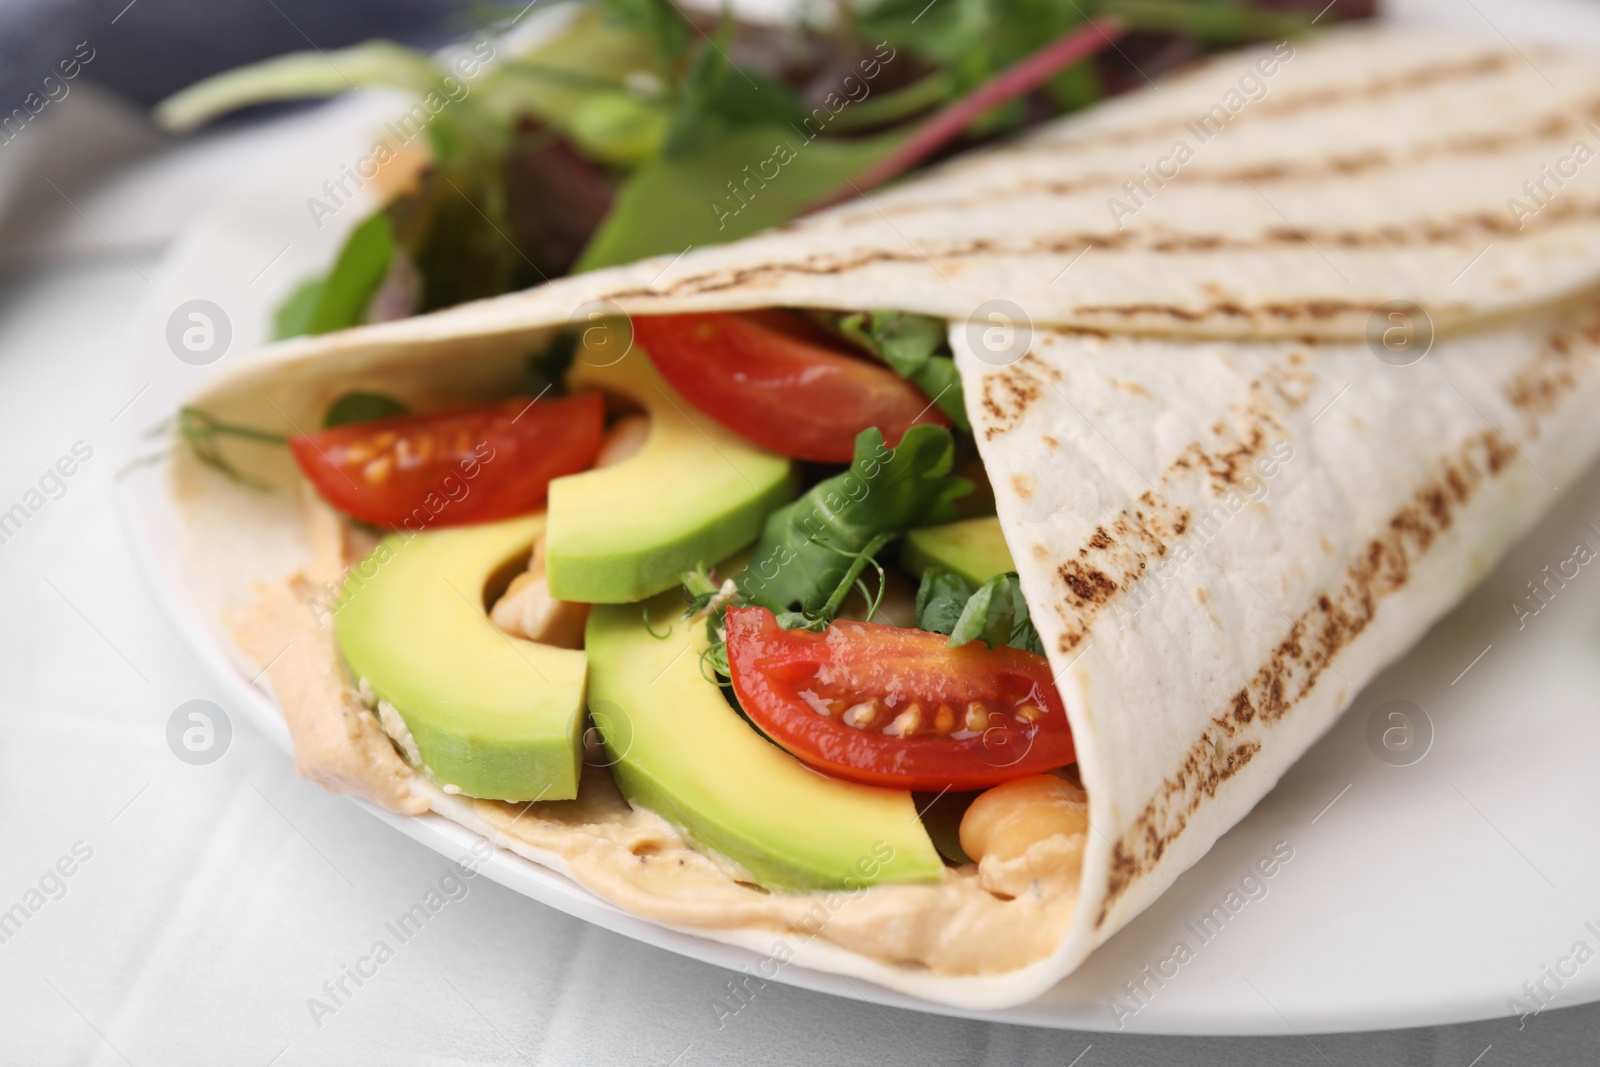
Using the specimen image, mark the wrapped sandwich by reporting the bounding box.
[167,25,1600,1007]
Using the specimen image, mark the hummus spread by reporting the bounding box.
[234,572,428,815]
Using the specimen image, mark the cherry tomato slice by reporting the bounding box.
[288,394,604,528]
[725,606,1075,792]
[633,312,949,464]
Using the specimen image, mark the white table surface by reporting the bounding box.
[4,42,1600,1067]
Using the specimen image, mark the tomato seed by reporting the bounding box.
[885,704,922,738]
[843,700,877,728]
[965,703,989,732]
[363,456,393,484]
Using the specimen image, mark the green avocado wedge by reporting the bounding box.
[586,593,944,890]
[901,516,1016,586]
[335,514,588,801]
[545,338,795,603]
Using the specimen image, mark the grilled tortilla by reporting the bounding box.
[177,24,1600,1007]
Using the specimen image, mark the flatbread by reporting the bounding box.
[955,296,1600,982]
[172,23,1600,1007]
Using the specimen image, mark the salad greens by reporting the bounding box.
[154,0,1358,341]
[834,310,968,433]
[575,126,902,270]
[274,213,398,339]
[916,568,1046,655]
[913,567,975,637]
[321,391,410,428]
[680,424,972,686]
[737,425,971,626]
[853,0,1325,132]
[857,0,1105,130]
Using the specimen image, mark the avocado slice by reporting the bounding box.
[901,516,1016,586]
[545,341,795,604]
[335,515,588,801]
[586,593,944,889]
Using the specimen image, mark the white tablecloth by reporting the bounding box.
[3,66,1599,1067]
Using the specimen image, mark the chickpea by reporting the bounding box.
[960,774,1089,898]
[489,536,589,649]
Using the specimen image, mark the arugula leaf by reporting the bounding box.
[737,425,971,619]
[323,392,409,428]
[839,310,944,376]
[770,531,893,632]
[836,310,969,433]
[1095,0,1317,42]
[857,0,1091,132]
[277,212,397,340]
[664,25,803,152]
[948,572,1022,649]
[576,125,902,270]
[1008,609,1047,657]
[915,567,1045,654]
[272,278,324,341]
[914,567,974,636]
[911,357,967,431]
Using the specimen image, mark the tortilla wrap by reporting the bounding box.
[173,23,1600,1007]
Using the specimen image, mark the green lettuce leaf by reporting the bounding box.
[915,567,1045,655]
[836,310,968,433]
[274,212,396,340]
[914,567,973,636]
[576,125,902,271]
[736,425,971,620]
[322,392,409,428]
[856,0,1090,133]
[271,278,324,341]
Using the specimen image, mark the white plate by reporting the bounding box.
[112,6,1600,1035]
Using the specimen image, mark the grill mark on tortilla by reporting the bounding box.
[1096,425,1524,926]
[853,101,1597,226]
[979,355,1315,652]
[1092,316,1600,925]
[997,316,1591,666]
[1047,408,1296,653]
[1068,299,1387,325]
[1503,317,1600,418]
[610,195,1600,308]
[930,50,1520,173]
[1246,51,1519,121]
[980,356,1048,440]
